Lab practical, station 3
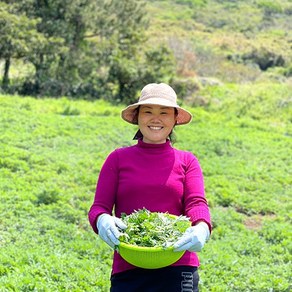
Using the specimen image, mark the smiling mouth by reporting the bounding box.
[149,126,163,130]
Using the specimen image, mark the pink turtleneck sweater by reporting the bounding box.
[88,139,211,275]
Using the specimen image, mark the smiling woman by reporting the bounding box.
[121,83,192,126]
[88,83,211,292]
[137,105,177,144]
[122,83,192,143]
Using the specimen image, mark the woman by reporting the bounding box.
[88,83,211,292]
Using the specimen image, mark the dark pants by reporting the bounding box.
[110,266,199,292]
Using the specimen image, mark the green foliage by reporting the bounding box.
[2,0,292,98]
[61,105,81,116]
[174,0,207,8]
[171,77,202,103]
[257,0,284,15]
[35,188,61,205]
[147,0,291,83]
[143,45,176,83]
[0,0,154,98]
[119,209,190,247]
[282,64,292,77]
[106,45,175,103]
[0,82,291,290]
[0,2,50,88]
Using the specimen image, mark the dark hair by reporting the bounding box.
[132,106,140,124]
[132,106,178,143]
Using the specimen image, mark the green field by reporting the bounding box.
[0,82,291,291]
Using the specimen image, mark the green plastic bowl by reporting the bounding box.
[118,242,186,269]
[117,212,191,269]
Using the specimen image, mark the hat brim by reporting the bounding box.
[121,98,192,125]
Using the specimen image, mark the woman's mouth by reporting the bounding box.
[149,126,163,130]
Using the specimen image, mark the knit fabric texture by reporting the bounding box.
[88,139,211,274]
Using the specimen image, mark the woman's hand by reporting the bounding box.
[173,222,210,252]
[97,214,127,248]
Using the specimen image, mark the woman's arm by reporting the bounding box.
[88,150,119,233]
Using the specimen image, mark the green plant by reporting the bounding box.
[0,81,291,290]
[120,209,190,247]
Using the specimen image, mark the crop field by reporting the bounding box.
[0,82,291,291]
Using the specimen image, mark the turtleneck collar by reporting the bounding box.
[137,139,172,150]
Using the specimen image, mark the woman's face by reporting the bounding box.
[138,105,177,144]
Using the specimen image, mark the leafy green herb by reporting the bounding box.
[119,208,190,248]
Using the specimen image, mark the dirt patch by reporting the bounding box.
[244,215,264,231]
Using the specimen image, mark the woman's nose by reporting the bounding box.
[151,115,161,122]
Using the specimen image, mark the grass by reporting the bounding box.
[0,82,291,291]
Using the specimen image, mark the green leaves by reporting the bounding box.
[119,208,190,248]
[0,90,290,290]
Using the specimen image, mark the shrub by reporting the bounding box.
[242,47,285,71]
[257,0,284,16]
[171,77,201,99]
[35,189,61,205]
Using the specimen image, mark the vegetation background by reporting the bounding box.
[0,0,291,291]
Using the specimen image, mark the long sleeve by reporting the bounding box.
[183,154,212,232]
[88,140,212,274]
[88,150,119,234]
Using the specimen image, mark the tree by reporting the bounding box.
[0,1,66,93]
[15,0,150,97]
[107,45,176,103]
[1,0,174,99]
[0,2,45,88]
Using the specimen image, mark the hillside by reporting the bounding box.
[0,82,291,290]
[2,0,291,97]
[146,0,292,83]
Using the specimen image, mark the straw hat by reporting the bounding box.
[121,83,192,125]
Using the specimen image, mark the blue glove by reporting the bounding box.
[173,222,210,252]
[97,213,127,248]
